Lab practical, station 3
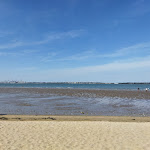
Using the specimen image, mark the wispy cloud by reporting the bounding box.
[110,0,150,28]
[0,52,19,57]
[133,0,145,6]
[0,41,24,50]
[41,41,150,62]
[0,31,13,37]
[101,42,150,58]
[131,0,150,17]
[19,67,37,71]
[0,29,84,50]
[3,49,150,82]
[41,50,95,62]
[73,56,150,72]
[41,52,58,62]
[23,49,39,54]
[32,29,84,45]
[0,52,15,56]
[23,56,150,82]
[0,49,39,57]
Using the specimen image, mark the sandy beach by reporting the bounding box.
[0,116,150,150]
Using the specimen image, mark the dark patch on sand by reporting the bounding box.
[0,117,8,120]
[42,117,56,120]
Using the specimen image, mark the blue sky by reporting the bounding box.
[0,0,150,82]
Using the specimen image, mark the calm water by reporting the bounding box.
[0,83,150,90]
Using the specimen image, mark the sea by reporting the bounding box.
[0,82,150,90]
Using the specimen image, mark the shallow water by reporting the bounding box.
[0,91,150,116]
[0,83,150,90]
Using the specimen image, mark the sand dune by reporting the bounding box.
[0,121,150,150]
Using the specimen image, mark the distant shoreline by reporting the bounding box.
[1,81,150,84]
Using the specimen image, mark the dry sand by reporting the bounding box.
[0,116,150,150]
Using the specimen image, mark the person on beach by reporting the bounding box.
[138,88,140,90]
[145,88,149,92]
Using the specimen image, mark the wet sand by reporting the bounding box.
[0,119,150,150]
[0,87,150,99]
[0,87,150,116]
